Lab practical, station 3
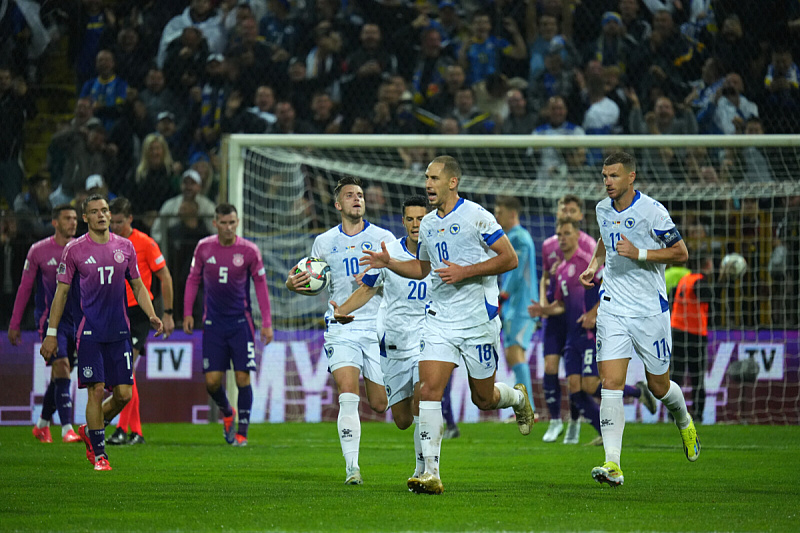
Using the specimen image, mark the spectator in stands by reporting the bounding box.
[436,1,468,47]
[761,46,800,134]
[530,95,585,180]
[410,28,453,107]
[114,0,175,61]
[163,27,209,97]
[425,64,465,118]
[304,21,343,103]
[47,98,93,193]
[309,91,343,134]
[459,10,526,87]
[84,173,114,200]
[580,59,621,137]
[226,15,278,104]
[501,88,537,134]
[187,152,217,200]
[697,72,758,135]
[473,72,510,123]
[719,117,776,183]
[157,0,225,68]
[70,96,95,130]
[249,85,277,126]
[525,8,577,84]
[156,111,189,171]
[583,11,630,70]
[107,98,153,192]
[286,57,314,120]
[114,26,148,91]
[452,86,494,134]
[684,57,725,122]
[349,115,374,134]
[0,211,30,329]
[69,0,116,90]
[341,23,398,117]
[121,132,178,230]
[48,117,117,205]
[0,66,35,210]
[709,13,760,83]
[151,168,216,251]
[222,90,270,134]
[79,49,129,131]
[167,197,210,322]
[195,54,228,151]
[440,116,460,134]
[273,100,314,134]
[528,39,577,118]
[139,67,184,128]
[13,173,53,240]
[618,0,651,47]
[259,0,299,62]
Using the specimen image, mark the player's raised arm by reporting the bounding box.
[616,233,689,265]
[39,281,70,361]
[580,237,606,288]
[360,241,431,280]
[130,277,164,337]
[435,234,518,285]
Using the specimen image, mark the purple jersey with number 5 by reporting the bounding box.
[57,233,140,342]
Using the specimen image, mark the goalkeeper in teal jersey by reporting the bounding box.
[495,197,539,405]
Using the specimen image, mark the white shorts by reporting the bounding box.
[595,310,672,376]
[380,349,419,407]
[420,318,501,380]
[324,329,384,385]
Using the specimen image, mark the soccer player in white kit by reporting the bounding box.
[331,195,432,482]
[579,152,700,487]
[286,176,394,485]
[360,156,534,495]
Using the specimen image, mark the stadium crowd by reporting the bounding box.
[2,0,800,330]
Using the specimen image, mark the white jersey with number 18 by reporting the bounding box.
[596,190,683,318]
[418,198,504,330]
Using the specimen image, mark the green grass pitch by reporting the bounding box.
[2,422,798,532]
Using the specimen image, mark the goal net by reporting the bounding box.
[228,134,800,425]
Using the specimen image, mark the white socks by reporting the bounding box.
[418,401,443,478]
[600,389,625,466]
[61,424,74,437]
[413,415,424,478]
[338,393,361,470]
[659,380,692,430]
[36,418,49,429]
[495,382,523,409]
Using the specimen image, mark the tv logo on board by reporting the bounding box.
[146,342,193,379]
[738,344,784,380]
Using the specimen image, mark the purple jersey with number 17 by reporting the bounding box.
[57,233,140,342]
[186,235,266,325]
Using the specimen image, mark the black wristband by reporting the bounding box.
[163,309,174,315]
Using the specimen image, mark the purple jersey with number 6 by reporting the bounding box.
[58,233,140,342]
[554,248,595,342]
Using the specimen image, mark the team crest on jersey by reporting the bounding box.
[324,345,334,358]
[624,218,635,228]
[596,339,602,353]
[449,224,460,235]
[113,250,125,263]
[361,242,373,251]
[233,253,244,267]
[331,246,338,253]
[385,385,392,396]
[568,264,576,277]
[82,366,93,378]
[57,263,66,275]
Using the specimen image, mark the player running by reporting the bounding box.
[580,151,699,487]
[286,176,395,485]
[331,195,432,482]
[9,205,81,444]
[184,203,274,447]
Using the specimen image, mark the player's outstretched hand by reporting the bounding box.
[261,326,274,345]
[40,335,57,361]
[330,300,355,324]
[435,260,466,284]
[577,309,597,330]
[162,313,175,339]
[579,267,596,288]
[359,241,390,269]
[615,234,638,260]
[151,315,164,337]
[528,300,543,318]
[354,268,370,286]
[183,315,194,335]
[286,266,314,293]
[8,328,21,346]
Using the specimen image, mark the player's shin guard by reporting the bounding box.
[413,415,424,477]
[658,380,691,429]
[54,378,73,426]
[544,373,561,420]
[338,393,361,470]
[512,362,533,405]
[237,385,252,438]
[599,389,625,466]
[208,385,233,417]
[418,401,443,478]
[41,381,57,422]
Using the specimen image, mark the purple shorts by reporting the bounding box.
[76,337,134,391]
[202,318,256,373]
[543,314,567,356]
[41,322,77,369]
[563,334,598,378]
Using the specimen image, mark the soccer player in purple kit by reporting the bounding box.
[538,195,597,442]
[9,204,82,444]
[40,195,165,471]
[183,203,274,447]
